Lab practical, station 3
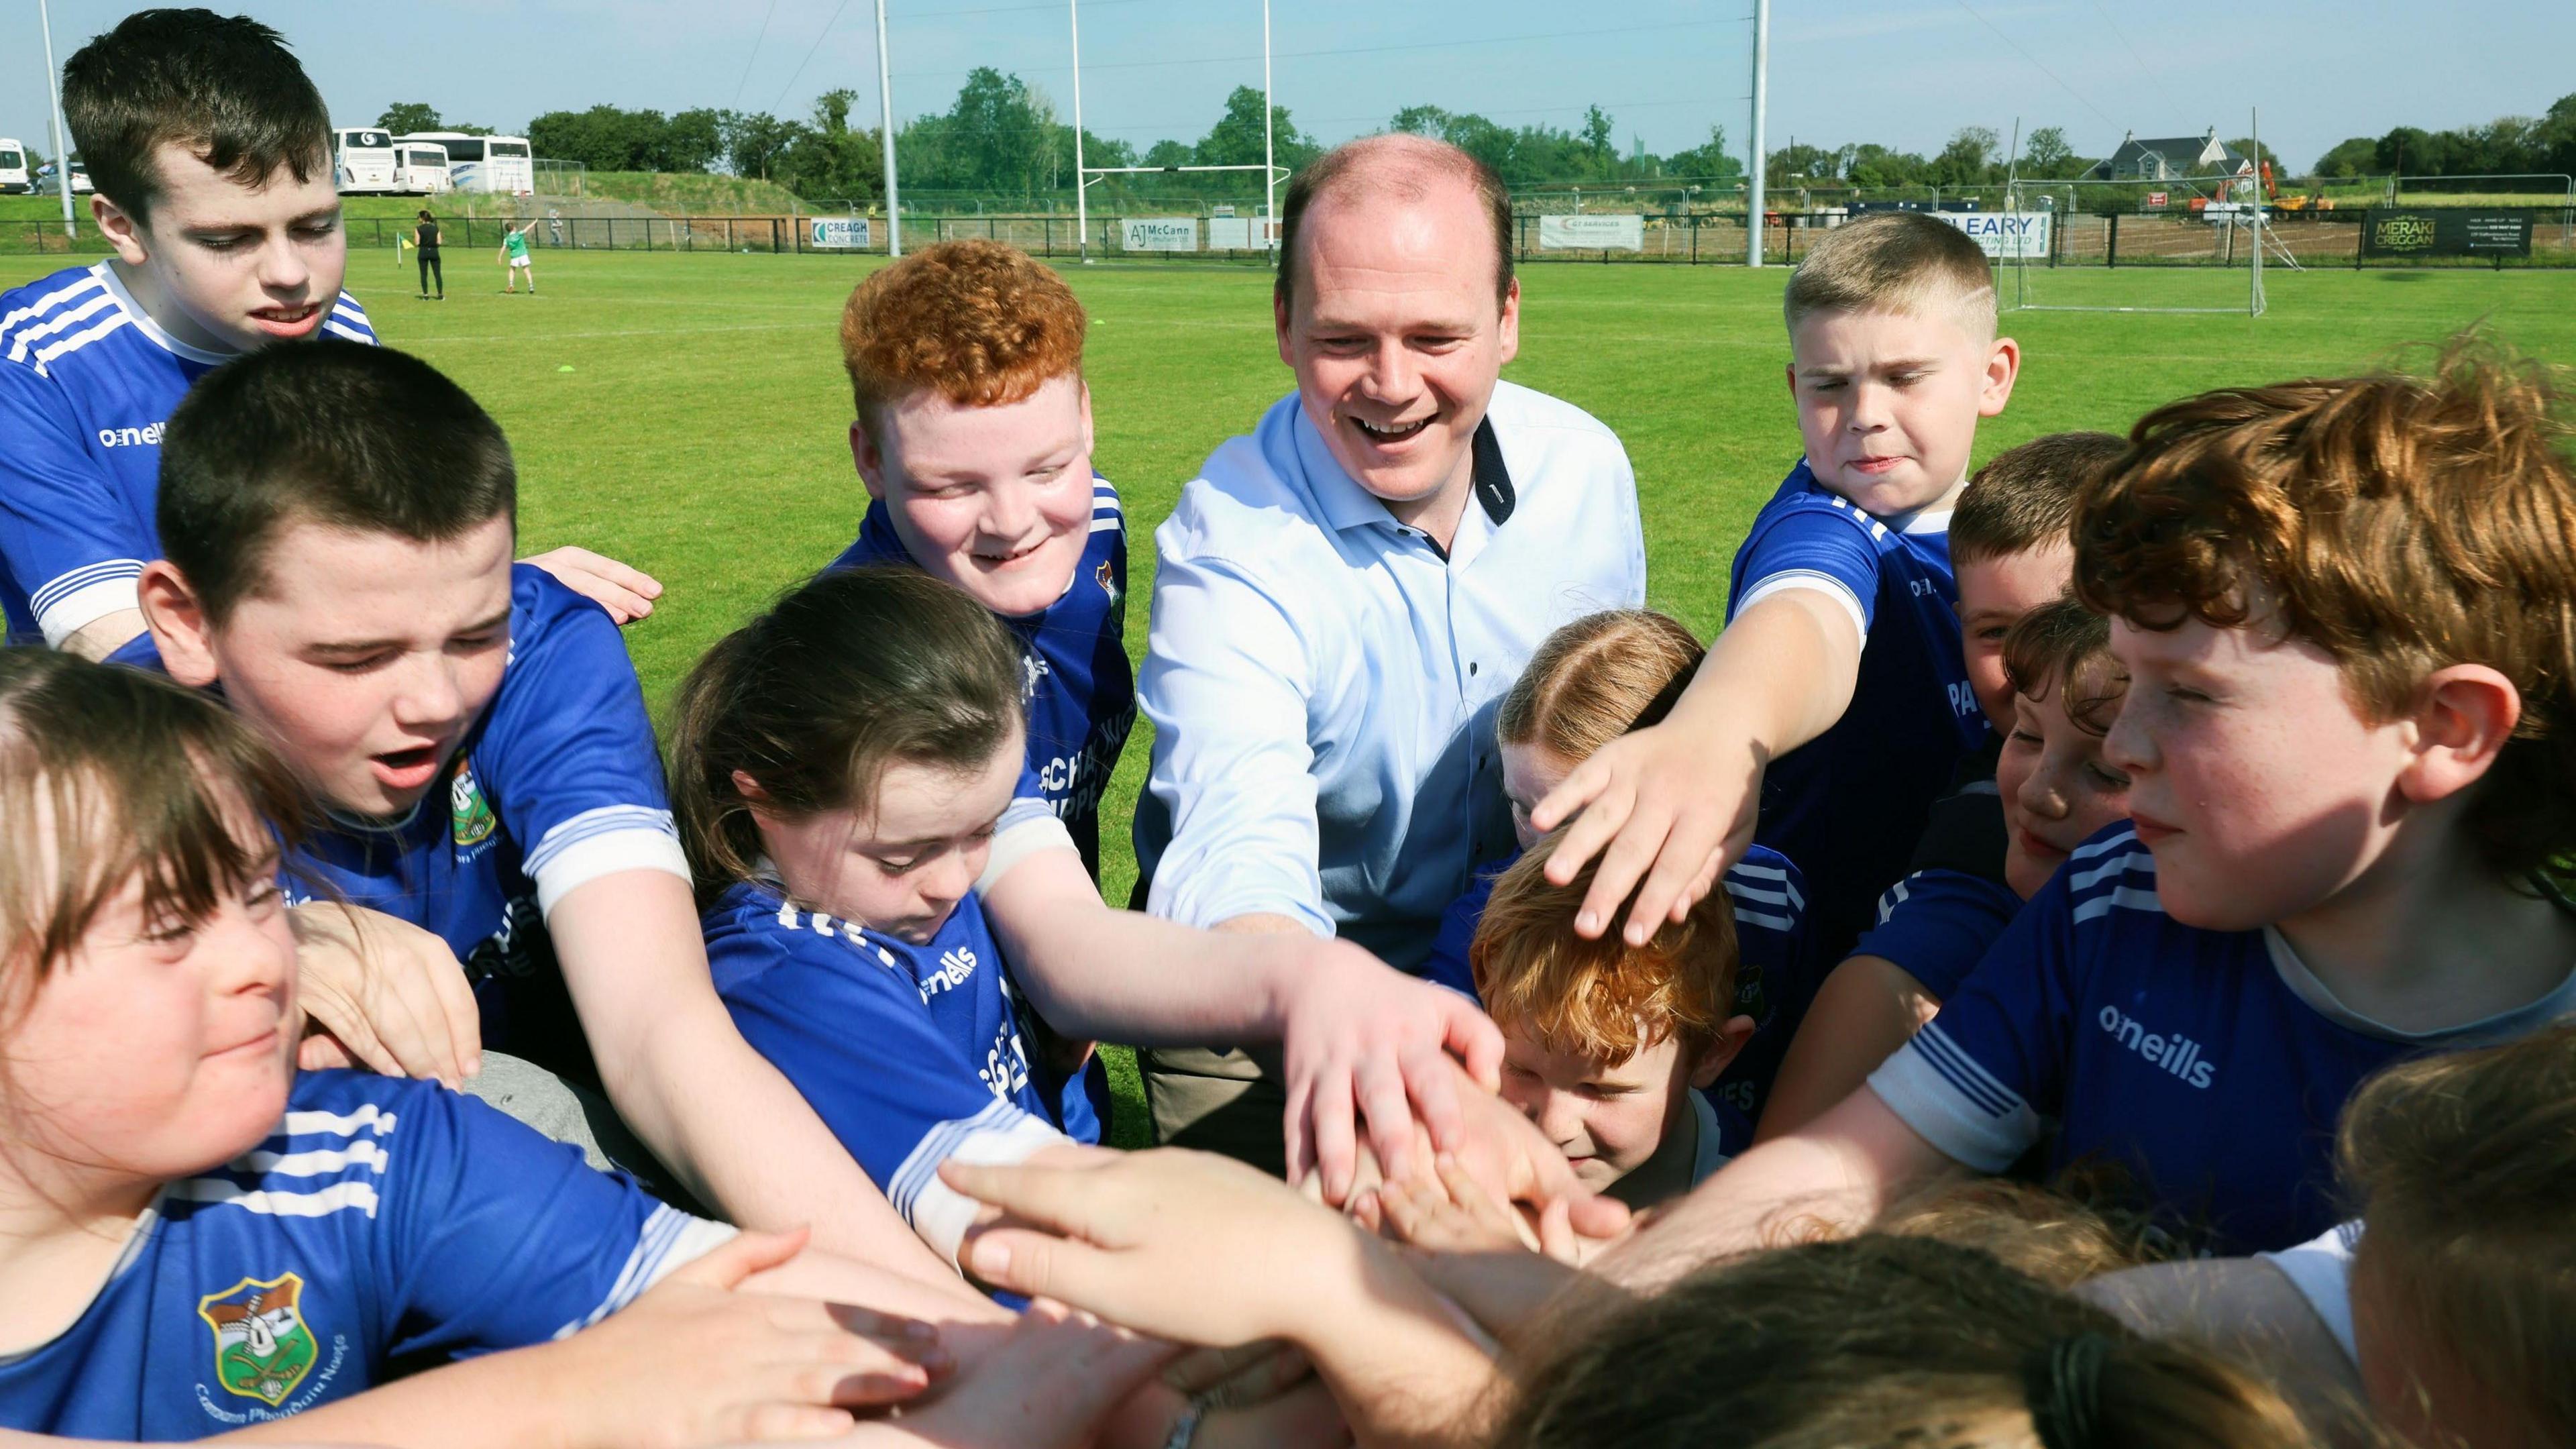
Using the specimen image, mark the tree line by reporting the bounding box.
[370,83,2576,207]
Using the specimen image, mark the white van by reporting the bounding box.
[0,140,29,195]
[333,127,398,194]
[394,143,451,196]
[398,133,533,195]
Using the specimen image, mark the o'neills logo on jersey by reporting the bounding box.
[96,421,166,448]
[2098,1006,2215,1089]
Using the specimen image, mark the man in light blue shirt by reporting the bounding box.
[1133,133,1648,1166]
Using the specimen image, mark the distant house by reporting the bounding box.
[2084,128,2252,182]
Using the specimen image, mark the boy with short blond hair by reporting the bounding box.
[1606,345,2576,1272]
[1475,835,1755,1206]
[1536,211,2021,964]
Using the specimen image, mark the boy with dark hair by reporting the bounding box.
[1607,347,2576,1267]
[1761,431,2125,1136]
[121,339,983,1292]
[1533,212,2021,964]
[0,9,649,661]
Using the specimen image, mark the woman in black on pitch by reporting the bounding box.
[415,209,443,299]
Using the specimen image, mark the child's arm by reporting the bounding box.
[225,1230,951,1449]
[947,1150,1503,1449]
[1755,955,1939,1140]
[290,902,482,1085]
[1591,1084,1959,1291]
[1532,587,1862,945]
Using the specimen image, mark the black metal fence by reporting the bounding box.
[9,206,2572,268]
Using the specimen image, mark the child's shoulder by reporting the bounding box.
[164,1071,455,1228]
[1722,844,1807,936]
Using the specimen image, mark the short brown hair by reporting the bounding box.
[838,239,1087,437]
[1782,211,1997,339]
[1276,133,1514,314]
[2340,1024,2576,1445]
[2075,341,2576,882]
[2001,595,2123,735]
[1471,830,1738,1063]
[62,9,330,227]
[0,649,308,1032]
[1497,610,1702,765]
[1951,432,2127,567]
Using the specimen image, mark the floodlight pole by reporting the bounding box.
[38,0,75,238]
[1262,0,1276,254]
[1746,0,1770,267]
[1070,0,1089,263]
[875,0,901,257]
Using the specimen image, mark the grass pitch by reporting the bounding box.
[9,248,2571,1137]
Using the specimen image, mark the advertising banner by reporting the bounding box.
[808,217,873,250]
[1931,210,2052,259]
[1122,217,1199,252]
[2362,209,2534,259]
[1537,213,1645,251]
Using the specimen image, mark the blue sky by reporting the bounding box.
[5,1,2571,176]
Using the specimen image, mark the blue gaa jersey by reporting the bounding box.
[0,262,374,647]
[1869,824,2576,1253]
[0,1071,731,1439]
[828,480,1136,879]
[1727,462,1987,962]
[708,881,1100,1264]
[113,566,689,1069]
[1851,868,2023,1001]
[1421,845,1818,1129]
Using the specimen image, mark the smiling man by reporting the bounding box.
[0,10,655,664]
[1131,133,1647,1169]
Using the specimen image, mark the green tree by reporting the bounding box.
[2311,137,2377,178]
[2021,125,2077,177]
[1666,122,1743,183]
[1580,105,1614,164]
[376,101,441,134]
[1929,126,2000,186]
[1195,85,1315,170]
[2223,137,2283,173]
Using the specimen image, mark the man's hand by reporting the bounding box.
[1276,941,1503,1204]
[522,546,664,625]
[291,904,482,1085]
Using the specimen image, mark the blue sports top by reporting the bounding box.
[828,480,1134,880]
[1422,845,1817,1128]
[1870,824,2576,1253]
[706,881,1099,1263]
[114,566,689,1068]
[0,262,374,646]
[1727,462,1988,961]
[0,1071,729,1439]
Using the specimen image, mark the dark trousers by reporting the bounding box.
[417,252,443,296]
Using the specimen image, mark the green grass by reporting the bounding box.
[6,250,2571,1138]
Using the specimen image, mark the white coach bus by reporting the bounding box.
[0,139,28,195]
[394,142,451,195]
[399,132,533,195]
[332,127,398,194]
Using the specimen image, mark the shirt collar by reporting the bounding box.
[1291,402,1518,539]
[95,261,236,366]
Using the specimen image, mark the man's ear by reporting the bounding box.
[1979,335,2023,419]
[93,194,151,268]
[848,420,889,502]
[1495,276,1522,367]
[2400,663,2522,806]
[1274,284,1297,369]
[137,561,221,686]
[1689,1014,1760,1089]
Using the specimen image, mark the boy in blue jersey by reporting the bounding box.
[1532,212,2020,963]
[125,339,998,1293]
[0,651,970,1443]
[1761,433,2127,1136]
[0,11,654,661]
[828,238,1132,882]
[1595,349,2576,1272]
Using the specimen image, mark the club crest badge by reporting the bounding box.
[197,1273,319,1406]
[450,759,497,848]
[1095,559,1120,610]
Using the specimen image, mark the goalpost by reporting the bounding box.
[1999,108,2279,317]
[1067,0,1290,264]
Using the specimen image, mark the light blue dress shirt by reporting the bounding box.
[1134,380,1648,972]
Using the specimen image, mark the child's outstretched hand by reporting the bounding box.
[870,1297,1181,1449]
[1365,1153,1534,1257]
[290,903,482,1086]
[564,1227,952,1444]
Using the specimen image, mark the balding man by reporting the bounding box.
[1132,135,1648,1175]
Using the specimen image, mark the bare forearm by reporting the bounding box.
[60,608,144,662]
[1293,1237,1502,1449]
[983,851,1307,1046]
[1666,591,1863,762]
[225,1345,582,1448]
[1756,956,1939,1142]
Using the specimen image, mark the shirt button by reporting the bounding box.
[1468,661,1479,676]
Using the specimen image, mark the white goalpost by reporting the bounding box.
[1067,0,1289,264]
[1999,108,2277,317]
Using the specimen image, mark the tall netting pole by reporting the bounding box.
[1070,0,1089,264]
[1745,0,1770,266]
[875,0,901,257]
